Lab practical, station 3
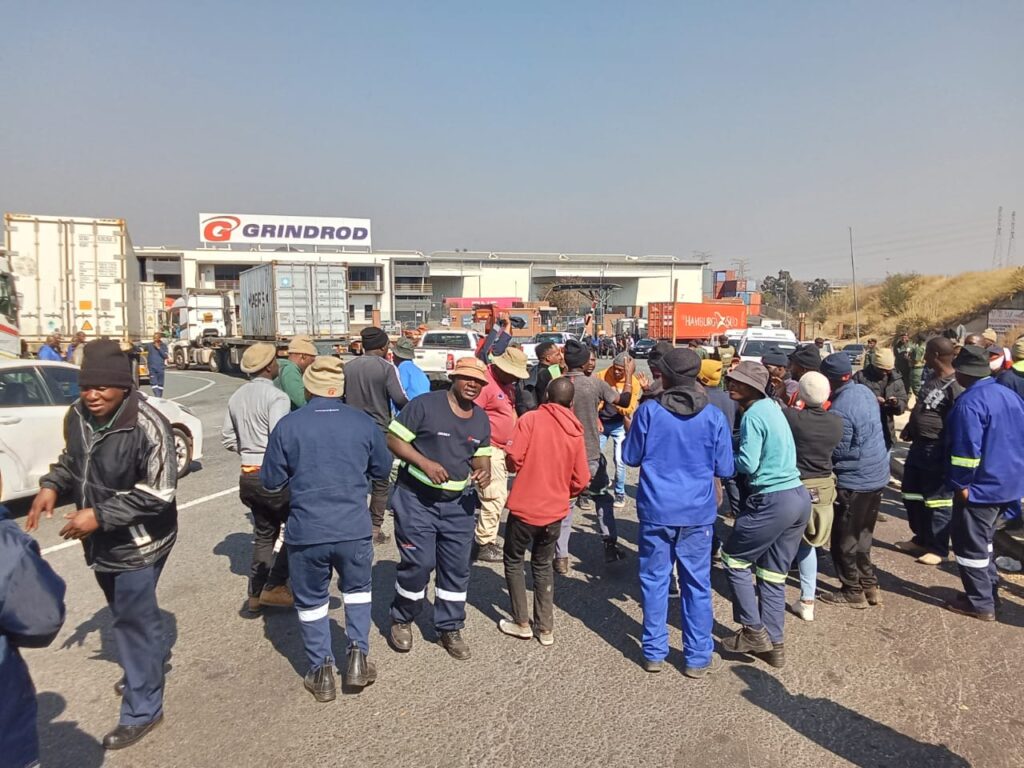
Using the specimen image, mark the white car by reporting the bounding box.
[0,360,203,502]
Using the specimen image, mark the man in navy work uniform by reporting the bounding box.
[27,339,178,751]
[623,348,734,677]
[943,345,1024,621]
[262,356,392,702]
[386,356,492,660]
[1,503,66,768]
[720,361,811,669]
[146,332,169,398]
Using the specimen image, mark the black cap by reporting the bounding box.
[761,348,789,366]
[660,348,701,380]
[953,345,992,378]
[360,326,389,351]
[789,344,822,371]
[79,339,134,390]
[563,339,591,369]
[648,341,675,373]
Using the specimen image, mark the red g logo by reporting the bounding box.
[202,216,241,242]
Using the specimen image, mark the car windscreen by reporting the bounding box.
[845,345,865,352]
[421,334,473,349]
[41,366,80,405]
[741,340,797,357]
[535,333,564,344]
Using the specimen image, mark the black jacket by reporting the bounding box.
[41,391,178,572]
[851,367,908,450]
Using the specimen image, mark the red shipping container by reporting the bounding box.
[647,302,748,341]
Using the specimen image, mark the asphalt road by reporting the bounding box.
[14,366,1023,768]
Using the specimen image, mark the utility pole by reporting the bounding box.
[1007,211,1017,266]
[849,226,861,343]
[731,258,749,279]
[992,206,1004,267]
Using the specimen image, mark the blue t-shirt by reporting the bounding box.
[397,360,430,402]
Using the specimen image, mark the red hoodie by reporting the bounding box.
[504,404,590,526]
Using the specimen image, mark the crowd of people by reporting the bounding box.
[5,322,1024,763]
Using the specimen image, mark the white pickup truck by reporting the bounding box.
[521,331,578,364]
[414,330,482,381]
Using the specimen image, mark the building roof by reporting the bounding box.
[427,250,706,266]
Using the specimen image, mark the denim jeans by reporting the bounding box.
[796,542,817,601]
[600,420,627,497]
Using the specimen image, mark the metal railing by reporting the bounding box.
[393,281,432,294]
[349,281,383,292]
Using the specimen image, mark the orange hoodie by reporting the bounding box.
[504,404,591,526]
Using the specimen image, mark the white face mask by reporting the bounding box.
[991,356,1004,372]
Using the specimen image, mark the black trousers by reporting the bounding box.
[830,488,883,594]
[503,515,561,633]
[370,477,389,529]
[238,473,290,597]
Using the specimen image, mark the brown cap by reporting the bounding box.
[491,347,530,379]
[449,356,489,383]
[288,336,317,356]
[725,360,769,396]
[982,328,998,344]
[302,355,345,398]
[241,342,277,374]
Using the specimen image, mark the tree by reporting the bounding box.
[806,278,831,302]
[878,272,919,317]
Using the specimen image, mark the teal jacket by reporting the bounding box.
[275,359,307,411]
[736,397,803,495]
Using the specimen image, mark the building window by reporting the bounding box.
[364,304,373,320]
[349,304,355,320]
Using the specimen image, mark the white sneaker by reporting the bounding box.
[790,600,815,621]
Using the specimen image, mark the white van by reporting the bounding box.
[736,328,799,363]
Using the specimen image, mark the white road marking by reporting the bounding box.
[166,372,218,402]
[39,485,239,556]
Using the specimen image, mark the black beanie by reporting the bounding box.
[789,344,822,371]
[563,339,591,369]
[79,339,134,390]
[360,326,389,351]
[660,348,701,380]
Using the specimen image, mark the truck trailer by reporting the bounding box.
[3,213,163,353]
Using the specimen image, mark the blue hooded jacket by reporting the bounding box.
[830,381,890,491]
[0,506,66,768]
[947,376,1024,504]
[623,384,734,526]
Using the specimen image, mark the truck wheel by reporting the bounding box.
[173,349,189,370]
[207,351,220,373]
[172,427,193,477]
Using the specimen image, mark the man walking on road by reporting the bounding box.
[499,377,589,646]
[276,336,317,410]
[222,343,294,614]
[345,326,409,544]
[559,339,635,567]
[386,357,492,660]
[943,345,1024,621]
[473,347,530,563]
[27,339,178,750]
[896,337,962,566]
[817,353,890,609]
[261,356,392,701]
[852,348,908,452]
[624,349,734,677]
[146,332,169,398]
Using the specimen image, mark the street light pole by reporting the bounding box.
[849,226,861,343]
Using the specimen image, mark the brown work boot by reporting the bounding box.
[944,595,995,622]
[259,584,294,608]
[372,526,391,545]
[389,621,413,652]
[553,557,569,575]
[819,589,869,609]
[865,586,883,606]
[757,643,786,669]
[894,540,927,556]
[246,596,263,615]
[721,625,773,654]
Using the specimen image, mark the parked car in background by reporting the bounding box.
[842,343,866,366]
[799,339,835,357]
[0,360,203,502]
[522,331,577,363]
[414,330,482,382]
[736,328,799,362]
[631,338,658,358]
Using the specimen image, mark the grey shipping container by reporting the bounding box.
[239,261,349,339]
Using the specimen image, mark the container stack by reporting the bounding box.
[713,270,762,316]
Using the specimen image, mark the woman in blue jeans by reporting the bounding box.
[781,372,844,621]
[600,353,640,508]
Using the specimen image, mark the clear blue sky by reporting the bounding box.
[3,1,1021,280]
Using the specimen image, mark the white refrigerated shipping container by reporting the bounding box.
[4,213,148,343]
[240,261,349,339]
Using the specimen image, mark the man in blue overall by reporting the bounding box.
[944,345,1024,621]
[386,357,492,660]
[623,348,734,677]
[720,361,811,669]
[261,356,392,701]
[146,332,169,398]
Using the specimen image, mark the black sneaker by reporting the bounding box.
[304,658,337,702]
[439,629,471,660]
[604,540,627,563]
[473,542,503,563]
[576,495,594,511]
[721,626,773,655]
[668,577,680,597]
